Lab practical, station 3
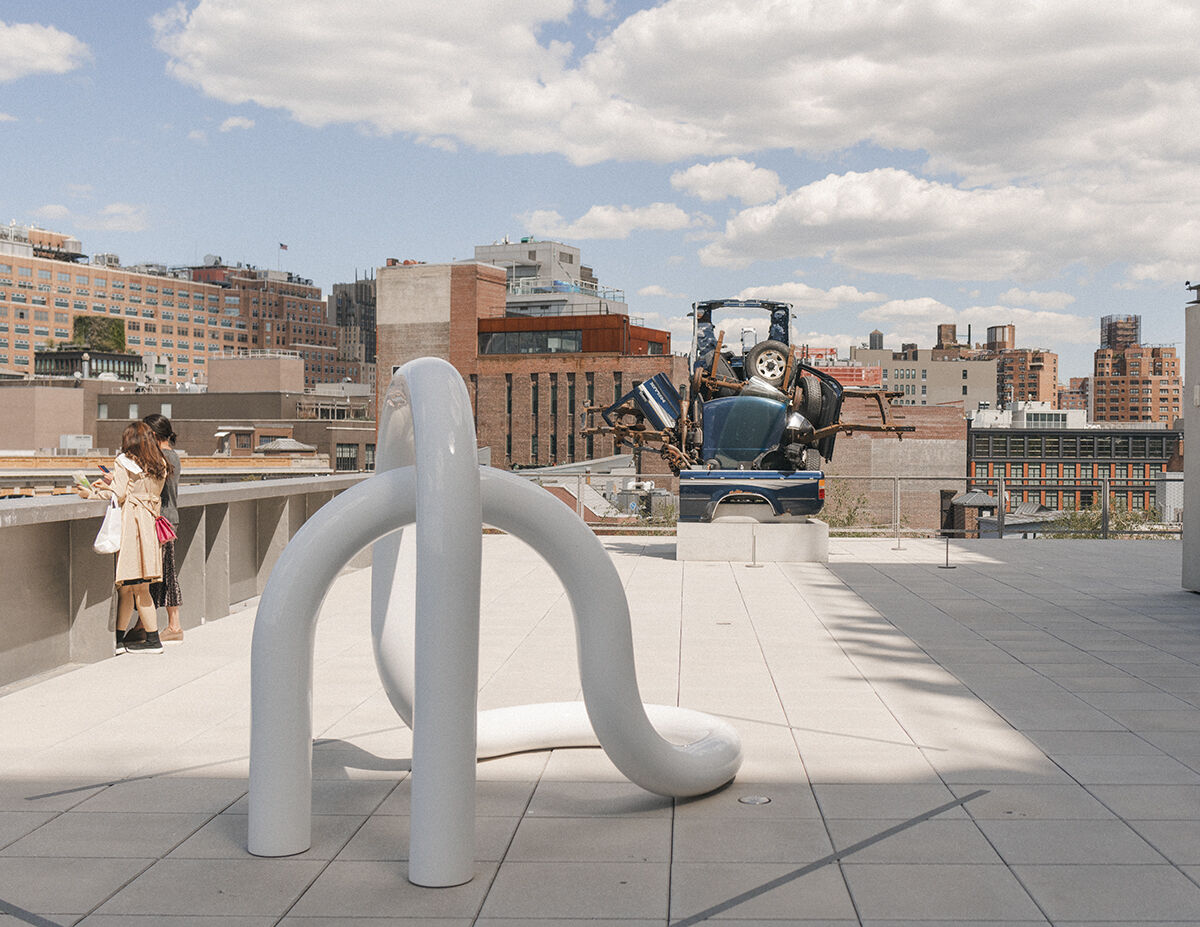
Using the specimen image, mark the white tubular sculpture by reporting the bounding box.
[248,357,742,887]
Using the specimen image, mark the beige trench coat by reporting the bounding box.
[85,454,165,585]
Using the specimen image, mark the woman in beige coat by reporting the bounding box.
[79,421,170,654]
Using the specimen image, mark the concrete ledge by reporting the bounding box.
[676,518,829,562]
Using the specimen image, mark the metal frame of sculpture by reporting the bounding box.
[247,357,743,886]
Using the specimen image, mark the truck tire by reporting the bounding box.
[802,447,822,471]
[799,374,824,422]
[745,340,789,387]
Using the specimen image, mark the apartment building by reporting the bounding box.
[0,224,226,384]
[0,225,362,388]
[1092,342,1182,425]
[848,342,997,410]
[968,403,1181,512]
[191,259,357,388]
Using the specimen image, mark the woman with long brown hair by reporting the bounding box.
[78,421,172,653]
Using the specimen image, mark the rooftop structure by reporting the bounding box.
[0,533,1197,923]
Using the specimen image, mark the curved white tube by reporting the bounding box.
[250,357,742,883]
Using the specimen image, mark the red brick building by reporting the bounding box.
[376,259,686,470]
[1092,344,1182,425]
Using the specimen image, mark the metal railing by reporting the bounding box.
[513,471,1183,541]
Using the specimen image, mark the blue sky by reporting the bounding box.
[4,1,1198,379]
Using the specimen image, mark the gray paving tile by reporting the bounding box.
[1051,752,1200,785]
[1024,730,1163,756]
[669,861,856,922]
[674,782,821,819]
[0,811,210,858]
[977,818,1165,863]
[673,817,832,864]
[811,783,962,820]
[225,778,395,816]
[288,861,496,918]
[337,813,519,862]
[1089,784,1200,819]
[0,781,110,813]
[525,780,673,818]
[1012,863,1200,921]
[841,862,1043,920]
[170,812,365,860]
[74,778,246,814]
[281,919,472,927]
[375,778,534,817]
[481,860,668,919]
[96,859,323,916]
[506,815,669,862]
[826,818,1002,863]
[0,811,57,849]
[0,856,150,916]
[951,783,1117,820]
[79,918,275,926]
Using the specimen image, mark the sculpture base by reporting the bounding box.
[676,518,829,563]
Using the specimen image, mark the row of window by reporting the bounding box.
[479,330,584,355]
[971,432,1178,459]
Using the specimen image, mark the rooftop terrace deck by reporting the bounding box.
[0,536,1197,925]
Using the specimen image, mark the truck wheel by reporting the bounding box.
[800,374,824,421]
[745,340,789,386]
[803,447,822,471]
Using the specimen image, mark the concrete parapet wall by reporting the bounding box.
[0,474,368,688]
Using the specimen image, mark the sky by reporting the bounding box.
[3,0,1198,380]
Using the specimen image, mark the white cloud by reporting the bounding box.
[0,20,89,82]
[859,298,1095,349]
[585,0,616,18]
[637,284,687,298]
[997,288,1076,310]
[735,281,886,313]
[219,115,255,132]
[522,202,703,239]
[188,129,207,142]
[699,168,1199,283]
[670,158,783,205]
[0,112,14,122]
[151,0,1200,283]
[33,202,149,233]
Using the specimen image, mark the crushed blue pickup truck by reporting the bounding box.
[582,298,913,522]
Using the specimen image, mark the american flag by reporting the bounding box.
[279,243,288,251]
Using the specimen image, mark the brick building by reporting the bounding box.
[968,403,1181,512]
[375,250,686,470]
[1057,376,1089,411]
[189,259,358,388]
[820,401,968,533]
[0,224,357,388]
[1092,343,1181,425]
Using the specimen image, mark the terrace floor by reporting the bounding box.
[1,536,1198,925]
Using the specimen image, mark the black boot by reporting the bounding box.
[125,629,164,654]
[115,629,127,655]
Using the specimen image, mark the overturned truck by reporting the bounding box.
[582,298,914,522]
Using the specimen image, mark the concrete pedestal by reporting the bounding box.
[676,518,829,563]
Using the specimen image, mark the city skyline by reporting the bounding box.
[4,1,1198,380]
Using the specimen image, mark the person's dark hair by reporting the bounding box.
[142,412,177,446]
[121,421,170,480]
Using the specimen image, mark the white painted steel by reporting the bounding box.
[249,356,742,886]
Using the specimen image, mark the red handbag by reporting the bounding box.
[155,515,177,543]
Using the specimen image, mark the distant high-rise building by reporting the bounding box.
[189,259,354,388]
[1057,376,1089,411]
[868,329,884,350]
[1092,343,1181,424]
[1100,314,1140,350]
[996,348,1058,407]
[330,275,377,365]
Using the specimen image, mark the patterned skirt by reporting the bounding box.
[150,539,183,608]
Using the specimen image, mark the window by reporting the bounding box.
[98,403,108,420]
[128,403,139,419]
[160,403,172,419]
[962,384,968,395]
